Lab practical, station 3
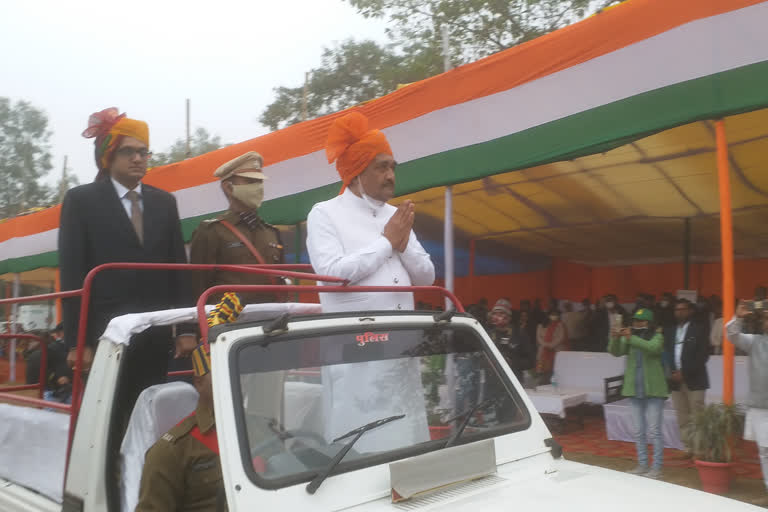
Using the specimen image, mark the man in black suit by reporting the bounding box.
[59,108,190,411]
[664,298,710,454]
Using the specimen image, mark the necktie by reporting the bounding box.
[125,190,143,245]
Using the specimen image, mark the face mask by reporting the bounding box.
[231,182,264,210]
[660,300,669,308]
[632,326,647,334]
[549,315,559,322]
[359,179,385,211]
[606,302,615,309]
[590,304,596,311]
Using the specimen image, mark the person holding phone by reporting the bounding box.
[726,301,768,491]
[608,309,668,479]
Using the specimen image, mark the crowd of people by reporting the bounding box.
[466,289,767,485]
[467,287,767,361]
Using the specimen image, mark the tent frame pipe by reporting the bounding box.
[294,223,302,301]
[441,24,455,309]
[10,273,20,382]
[444,188,455,309]
[716,119,735,406]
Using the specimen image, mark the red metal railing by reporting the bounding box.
[0,262,463,472]
[196,284,465,340]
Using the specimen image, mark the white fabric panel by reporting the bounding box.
[553,351,627,405]
[119,381,200,512]
[744,408,768,447]
[0,404,69,503]
[0,228,57,260]
[100,302,322,346]
[604,398,684,450]
[705,355,750,405]
[525,387,587,419]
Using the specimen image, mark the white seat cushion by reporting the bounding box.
[119,381,199,512]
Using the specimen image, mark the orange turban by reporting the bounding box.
[82,107,149,179]
[325,111,392,193]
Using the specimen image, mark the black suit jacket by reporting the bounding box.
[663,321,710,391]
[59,179,190,349]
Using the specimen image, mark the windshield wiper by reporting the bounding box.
[305,414,406,495]
[443,396,499,449]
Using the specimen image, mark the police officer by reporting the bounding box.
[487,299,535,383]
[136,293,243,512]
[190,151,284,304]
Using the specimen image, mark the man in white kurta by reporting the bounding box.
[307,111,435,453]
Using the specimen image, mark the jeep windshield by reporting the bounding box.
[231,316,530,489]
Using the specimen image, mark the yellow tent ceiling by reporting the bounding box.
[396,109,768,265]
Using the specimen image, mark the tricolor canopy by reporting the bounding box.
[1,0,767,275]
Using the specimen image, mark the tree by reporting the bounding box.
[348,0,602,63]
[150,127,223,167]
[0,98,53,219]
[55,160,80,203]
[261,0,620,130]
[260,40,437,131]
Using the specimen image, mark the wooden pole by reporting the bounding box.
[716,119,735,405]
[59,156,68,203]
[302,72,309,122]
[185,99,191,159]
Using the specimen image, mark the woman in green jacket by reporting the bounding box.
[608,308,669,479]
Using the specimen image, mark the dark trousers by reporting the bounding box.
[105,326,173,511]
[114,326,173,427]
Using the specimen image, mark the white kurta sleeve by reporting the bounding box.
[399,230,435,286]
[726,317,754,353]
[307,205,393,284]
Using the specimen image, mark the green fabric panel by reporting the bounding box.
[0,251,59,275]
[395,60,768,194]
[3,61,768,271]
[255,60,768,225]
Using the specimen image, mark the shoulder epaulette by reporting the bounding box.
[201,216,223,225]
[162,415,197,444]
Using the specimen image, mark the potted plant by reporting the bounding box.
[684,403,743,494]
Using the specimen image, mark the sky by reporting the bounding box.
[0,0,388,187]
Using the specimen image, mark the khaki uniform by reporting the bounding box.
[136,402,223,512]
[190,210,284,304]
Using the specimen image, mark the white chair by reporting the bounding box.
[553,351,627,404]
[119,381,199,512]
[705,355,750,405]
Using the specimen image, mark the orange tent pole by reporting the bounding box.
[716,119,735,405]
